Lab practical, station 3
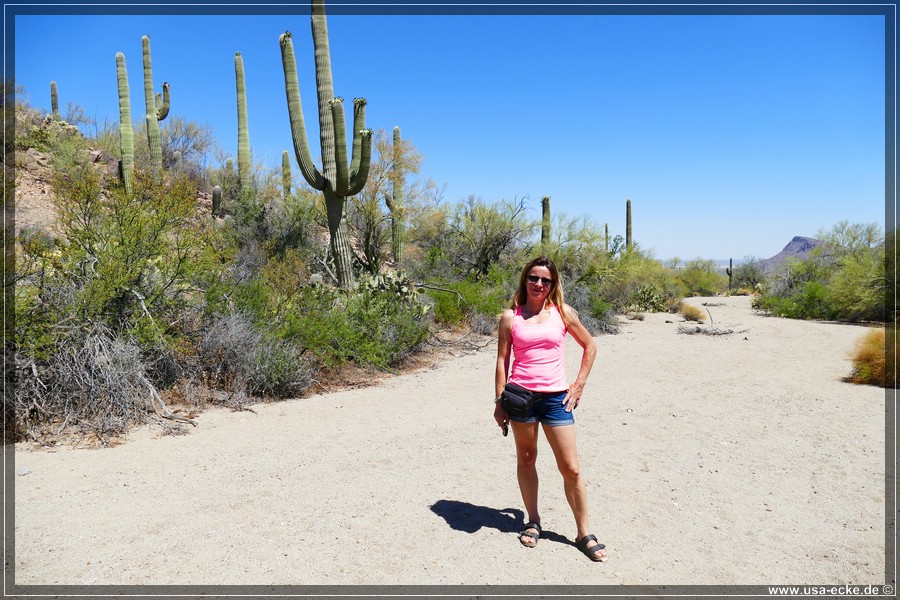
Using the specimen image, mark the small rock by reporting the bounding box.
[17,466,32,476]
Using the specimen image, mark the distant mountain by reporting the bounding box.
[759,236,822,272]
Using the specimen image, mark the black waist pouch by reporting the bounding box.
[501,383,540,418]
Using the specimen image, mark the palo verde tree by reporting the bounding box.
[346,128,426,275]
[279,0,373,288]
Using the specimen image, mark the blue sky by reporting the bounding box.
[11,6,888,262]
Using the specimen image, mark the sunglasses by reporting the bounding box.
[526,275,554,286]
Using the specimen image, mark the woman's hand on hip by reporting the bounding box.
[564,382,584,412]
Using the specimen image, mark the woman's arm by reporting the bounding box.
[562,303,597,411]
[494,309,514,427]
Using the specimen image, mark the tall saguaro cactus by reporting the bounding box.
[726,258,734,290]
[142,35,170,175]
[604,223,609,253]
[115,53,134,197]
[50,81,59,117]
[626,198,633,250]
[541,196,551,246]
[385,125,405,263]
[279,0,373,288]
[235,52,251,190]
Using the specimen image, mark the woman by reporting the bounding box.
[493,256,607,562]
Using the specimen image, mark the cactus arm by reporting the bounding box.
[349,98,366,177]
[347,97,373,194]
[235,52,251,189]
[279,32,325,190]
[330,98,349,195]
[311,0,337,187]
[115,52,134,197]
[156,82,170,120]
[346,128,372,196]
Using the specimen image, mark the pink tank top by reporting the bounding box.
[507,304,568,392]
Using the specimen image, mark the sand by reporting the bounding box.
[11,296,889,588]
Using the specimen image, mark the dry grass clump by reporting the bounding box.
[732,287,756,296]
[680,303,706,322]
[847,327,895,388]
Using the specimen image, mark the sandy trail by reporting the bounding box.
[12,296,887,587]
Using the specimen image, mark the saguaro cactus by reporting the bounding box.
[384,126,405,263]
[142,35,170,174]
[605,223,609,253]
[212,185,223,217]
[282,150,291,198]
[541,196,551,246]
[235,52,251,190]
[626,198,633,250]
[279,1,373,288]
[50,81,58,117]
[115,53,134,197]
[726,258,734,290]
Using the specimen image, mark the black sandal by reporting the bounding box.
[518,521,542,547]
[576,534,607,562]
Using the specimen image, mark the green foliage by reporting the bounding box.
[428,271,511,329]
[279,275,431,370]
[676,258,727,297]
[628,284,668,313]
[731,257,765,291]
[445,195,533,277]
[754,222,885,322]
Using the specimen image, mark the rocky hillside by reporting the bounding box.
[759,235,822,272]
[14,141,214,238]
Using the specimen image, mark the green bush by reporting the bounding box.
[754,222,885,323]
[427,269,512,331]
[677,259,727,297]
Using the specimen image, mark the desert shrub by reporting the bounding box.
[627,284,668,313]
[847,327,894,387]
[428,272,511,328]
[565,283,619,335]
[593,248,672,312]
[279,273,432,369]
[15,320,170,442]
[680,303,706,322]
[731,258,765,290]
[755,222,884,323]
[445,195,533,277]
[677,259,727,297]
[199,312,313,397]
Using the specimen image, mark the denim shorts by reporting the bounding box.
[507,390,574,426]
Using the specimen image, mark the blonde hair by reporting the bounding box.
[508,256,569,329]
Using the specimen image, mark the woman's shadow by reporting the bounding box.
[430,499,572,545]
